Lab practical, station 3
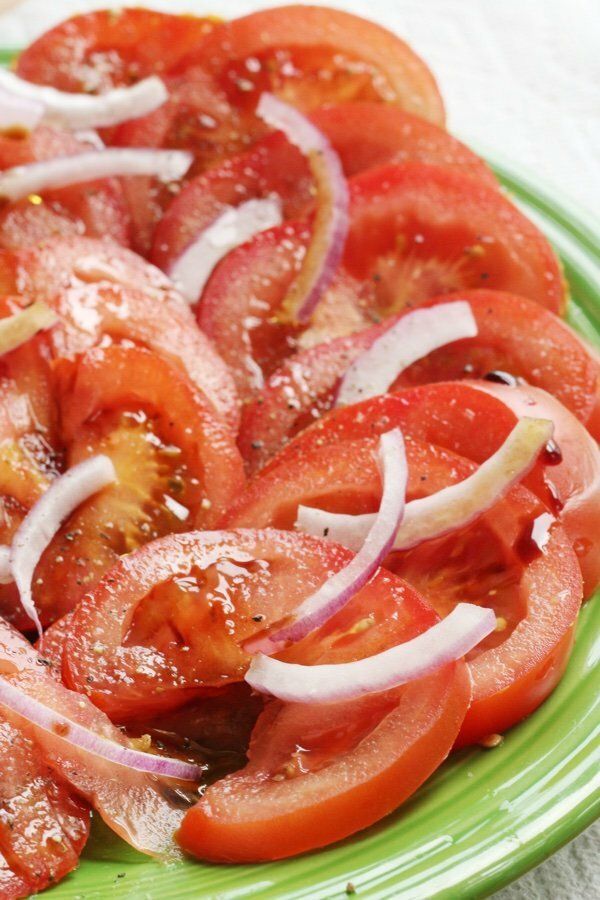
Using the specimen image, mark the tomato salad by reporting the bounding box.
[0,4,597,891]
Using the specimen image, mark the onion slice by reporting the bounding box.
[0,69,168,130]
[247,602,496,703]
[256,92,349,324]
[298,417,554,552]
[169,198,283,303]
[336,301,478,407]
[10,455,116,636]
[247,429,406,654]
[0,148,193,204]
[0,673,202,781]
[0,86,44,132]
[0,300,58,357]
[0,546,11,585]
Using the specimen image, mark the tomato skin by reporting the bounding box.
[32,344,244,626]
[177,5,445,125]
[0,127,131,248]
[16,9,215,93]
[239,289,599,471]
[225,434,582,744]
[0,236,240,431]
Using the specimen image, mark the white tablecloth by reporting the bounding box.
[0,1,598,896]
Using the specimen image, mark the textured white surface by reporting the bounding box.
[0,0,598,896]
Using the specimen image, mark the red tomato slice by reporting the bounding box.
[16,8,215,92]
[0,127,130,248]
[32,343,244,626]
[239,289,600,470]
[0,298,60,629]
[178,564,469,861]
[112,68,241,255]
[0,717,90,895]
[152,104,495,273]
[176,5,445,125]
[310,103,495,182]
[0,236,240,430]
[0,618,185,857]
[224,434,583,744]
[199,164,565,400]
[254,381,600,596]
[62,529,363,720]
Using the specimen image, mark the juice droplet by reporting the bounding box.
[515,512,554,564]
[542,439,563,465]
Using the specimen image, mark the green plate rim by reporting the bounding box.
[0,45,598,900]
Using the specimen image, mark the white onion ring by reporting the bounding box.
[0,86,44,132]
[0,300,58,357]
[256,92,349,324]
[0,673,202,781]
[246,602,496,703]
[336,301,478,407]
[0,70,168,130]
[10,455,116,636]
[297,417,553,552]
[246,428,406,654]
[0,148,193,203]
[169,198,283,304]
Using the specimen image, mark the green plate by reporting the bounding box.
[1,46,599,898]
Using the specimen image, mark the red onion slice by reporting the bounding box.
[0,86,44,132]
[298,417,553,552]
[246,428,406,654]
[0,148,193,203]
[0,69,168,130]
[10,455,116,636]
[0,674,202,781]
[169,198,283,303]
[336,301,478,407]
[256,92,349,324]
[0,300,58,357]
[246,602,496,703]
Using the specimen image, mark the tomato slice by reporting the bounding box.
[0,717,90,895]
[152,103,495,273]
[0,127,130,248]
[224,434,583,743]
[0,298,60,629]
[176,5,445,125]
[0,618,184,857]
[62,529,361,720]
[178,564,470,861]
[31,343,244,626]
[239,289,600,470]
[0,236,240,430]
[199,164,565,400]
[112,68,241,255]
[16,8,215,93]
[253,381,600,596]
